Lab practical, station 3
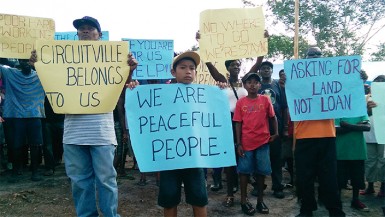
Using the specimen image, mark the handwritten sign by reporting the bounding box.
[0,14,55,59]
[371,82,385,145]
[122,38,173,80]
[125,84,236,172]
[284,56,367,121]
[55,31,109,41]
[199,7,267,62]
[34,40,130,114]
[194,59,227,85]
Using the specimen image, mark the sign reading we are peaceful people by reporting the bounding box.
[123,39,174,80]
[199,7,268,62]
[284,56,367,121]
[55,31,109,41]
[35,40,130,114]
[0,14,55,59]
[125,84,236,172]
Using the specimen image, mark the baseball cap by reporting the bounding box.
[260,61,273,69]
[172,51,200,70]
[242,72,261,83]
[73,16,101,33]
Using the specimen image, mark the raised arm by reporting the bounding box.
[248,56,264,73]
[126,52,138,83]
[205,62,227,83]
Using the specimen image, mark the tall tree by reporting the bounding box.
[267,0,385,56]
[242,0,385,58]
[267,34,309,60]
[370,43,385,61]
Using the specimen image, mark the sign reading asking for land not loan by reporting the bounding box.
[125,84,236,172]
[0,14,55,59]
[35,40,130,114]
[199,7,267,62]
[284,56,367,121]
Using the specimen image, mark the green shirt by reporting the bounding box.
[335,116,369,160]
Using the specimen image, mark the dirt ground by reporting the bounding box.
[0,157,384,217]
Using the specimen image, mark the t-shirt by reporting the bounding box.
[363,116,379,144]
[335,116,369,160]
[226,83,247,143]
[233,95,275,150]
[226,86,247,113]
[259,79,287,134]
[63,113,117,146]
[294,119,336,139]
[0,65,45,118]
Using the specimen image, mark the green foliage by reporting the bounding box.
[370,43,385,61]
[261,0,385,57]
[266,35,309,60]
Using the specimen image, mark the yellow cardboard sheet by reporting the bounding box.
[199,7,268,62]
[0,14,55,59]
[35,40,130,114]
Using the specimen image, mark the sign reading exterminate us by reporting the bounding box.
[125,84,236,172]
[284,56,367,121]
[35,40,130,114]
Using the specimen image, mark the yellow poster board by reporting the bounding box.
[194,59,227,85]
[199,7,267,62]
[35,40,130,114]
[0,14,55,59]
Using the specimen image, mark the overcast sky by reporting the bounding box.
[1,0,251,52]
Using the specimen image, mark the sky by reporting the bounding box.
[1,0,248,52]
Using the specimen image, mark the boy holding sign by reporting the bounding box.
[155,51,209,217]
[233,72,278,215]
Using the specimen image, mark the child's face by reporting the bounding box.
[171,59,196,84]
[243,78,261,95]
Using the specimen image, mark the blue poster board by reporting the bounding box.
[125,84,236,172]
[122,38,174,80]
[284,56,367,121]
[371,83,385,145]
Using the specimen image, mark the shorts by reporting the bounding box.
[337,160,365,190]
[158,168,208,208]
[237,144,272,176]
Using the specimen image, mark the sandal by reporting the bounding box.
[137,178,147,186]
[360,189,375,195]
[256,201,269,214]
[241,201,256,216]
[223,196,234,207]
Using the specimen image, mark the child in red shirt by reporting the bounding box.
[233,72,278,215]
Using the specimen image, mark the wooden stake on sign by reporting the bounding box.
[294,0,299,59]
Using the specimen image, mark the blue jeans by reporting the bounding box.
[64,144,119,217]
[237,144,272,176]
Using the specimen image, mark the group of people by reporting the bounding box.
[0,14,384,217]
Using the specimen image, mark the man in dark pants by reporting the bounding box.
[254,61,287,199]
[0,59,45,182]
[294,46,345,217]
